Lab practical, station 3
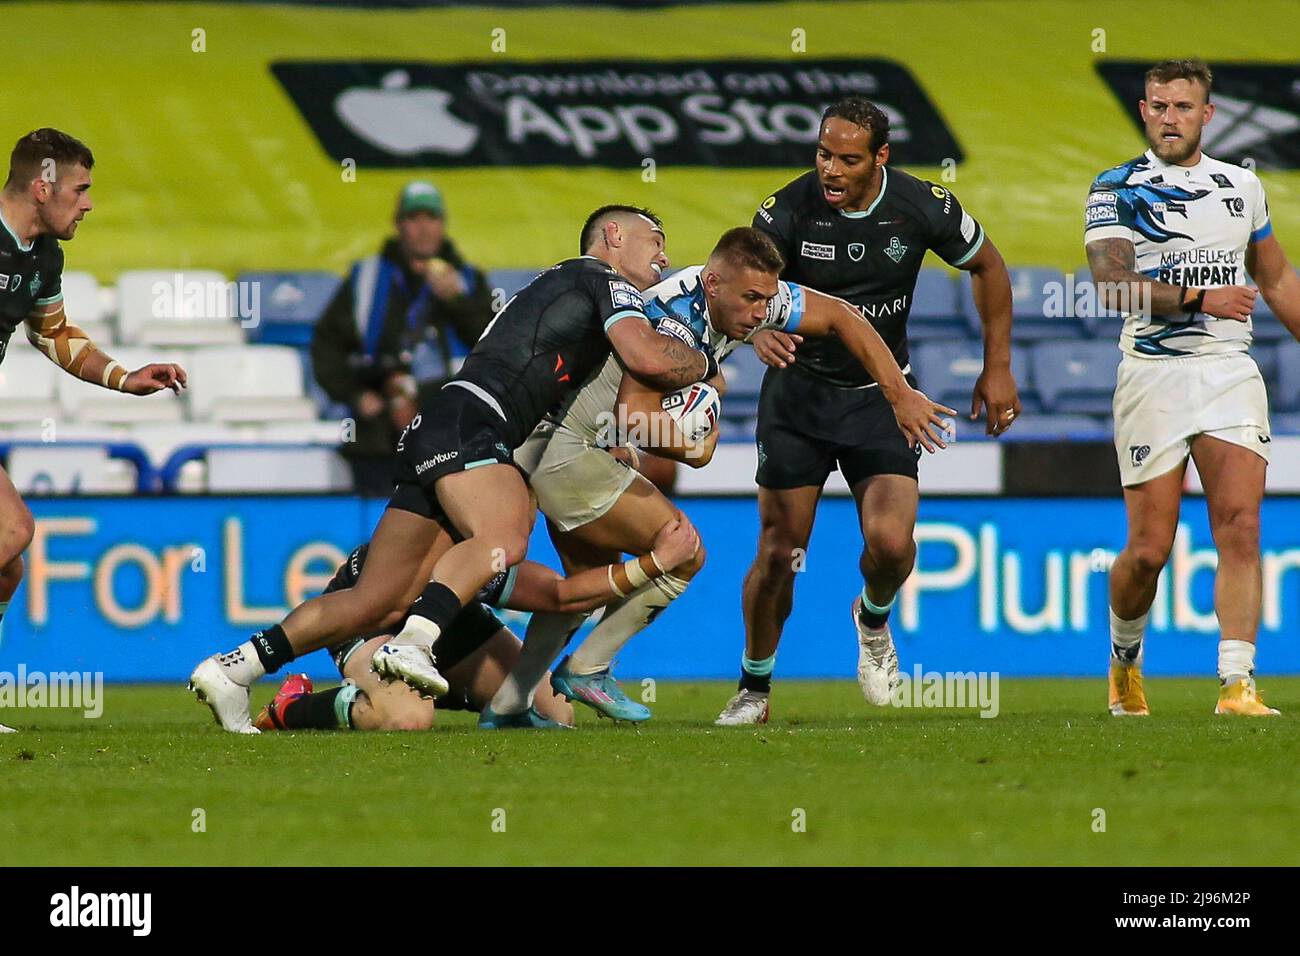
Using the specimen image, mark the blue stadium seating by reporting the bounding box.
[720,345,767,421]
[1031,341,1119,415]
[1251,289,1293,341]
[907,269,965,340]
[1275,347,1300,411]
[239,271,340,347]
[911,340,1036,414]
[960,267,1085,340]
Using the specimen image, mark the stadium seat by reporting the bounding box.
[961,267,1084,340]
[1031,341,1119,414]
[1271,412,1300,434]
[238,270,340,347]
[58,347,188,424]
[911,340,1035,414]
[185,345,318,423]
[205,447,351,493]
[60,271,114,345]
[1253,342,1279,383]
[126,421,260,471]
[1274,347,1300,411]
[907,268,965,340]
[0,351,61,425]
[116,269,246,346]
[718,416,758,443]
[1069,267,1123,338]
[487,269,541,304]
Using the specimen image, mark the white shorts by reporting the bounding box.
[519,425,638,532]
[1113,351,1270,486]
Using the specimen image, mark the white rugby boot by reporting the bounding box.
[853,597,900,706]
[189,655,259,734]
[714,689,770,726]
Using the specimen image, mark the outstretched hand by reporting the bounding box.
[124,363,187,396]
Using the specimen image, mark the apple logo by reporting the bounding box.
[335,69,480,156]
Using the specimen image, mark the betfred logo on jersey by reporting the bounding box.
[656,317,697,347]
[608,280,643,311]
[1086,191,1120,226]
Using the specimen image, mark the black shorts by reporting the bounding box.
[387,384,516,524]
[754,365,921,490]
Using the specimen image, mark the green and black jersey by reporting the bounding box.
[0,209,64,365]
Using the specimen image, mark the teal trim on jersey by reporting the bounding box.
[785,283,806,332]
[34,293,63,307]
[603,308,643,331]
[496,564,519,608]
[952,226,985,267]
[1251,222,1273,243]
[0,207,33,253]
[465,458,498,470]
[836,168,889,219]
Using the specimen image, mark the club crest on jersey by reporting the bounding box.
[884,237,908,263]
[848,242,865,262]
[800,241,835,261]
[0,275,8,292]
[28,271,40,296]
[608,280,643,311]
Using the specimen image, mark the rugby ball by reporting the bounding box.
[660,382,721,442]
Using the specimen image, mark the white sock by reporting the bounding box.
[217,641,265,685]
[392,614,440,650]
[1109,608,1147,664]
[568,574,690,675]
[1217,639,1255,685]
[490,610,587,714]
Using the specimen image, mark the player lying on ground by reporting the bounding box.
[253,515,697,731]
[1085,58,1300,717]
[191,205,716,733]
[490,225,953,725]
[719,96,1020,726]
[0,129,186,734]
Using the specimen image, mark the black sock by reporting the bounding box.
[280,687,351,730]
[251,624,295,674]
[738,670,772,694]
[407,581,464,635]
[859,603,891,630]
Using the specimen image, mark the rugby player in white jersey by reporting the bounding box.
[1085,59,1300,716]
[489,227,953,723]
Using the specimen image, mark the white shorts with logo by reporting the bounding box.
[1113,351,1270,487]
[516,423,638,532]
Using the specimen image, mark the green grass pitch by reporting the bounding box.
[2,678,1297,866]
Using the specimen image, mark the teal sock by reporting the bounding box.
[739,653,775,693]
[859,588,895,629]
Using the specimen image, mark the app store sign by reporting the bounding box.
[271,59,963,168]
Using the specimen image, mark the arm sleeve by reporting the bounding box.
[1249,174,1272,244]
[1083,172,1138,244]
[923,184,985,267]
[34,244,64,307]
[752,192,797,266]
[592,273,650,334]
[756,280,805,333]
[310,271,365,405]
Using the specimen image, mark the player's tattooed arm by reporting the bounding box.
[24,305,188,394]
[613,372,719,467]
[1086,237,1256,321]
[607,316,713,390]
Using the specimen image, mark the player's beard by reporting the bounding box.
[1151,128,1201,165]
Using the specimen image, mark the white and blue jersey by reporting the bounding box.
[550,264,805,443]
[1085,149,1271,359]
